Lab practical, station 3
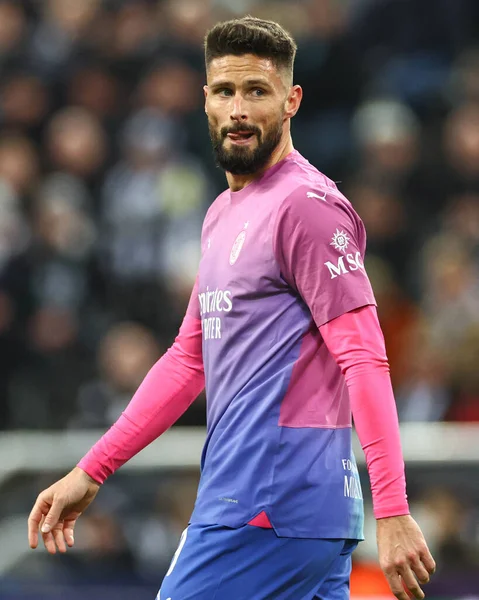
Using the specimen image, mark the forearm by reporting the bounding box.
[347,368,409,518]
[320,305,409,519]
[78,315,204,483]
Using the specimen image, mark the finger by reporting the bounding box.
[63,518,77,547]
[41,495,64,535]
[420,547,436,575]
[52,525,67,553]
[28,504,42,549]
[28,497,50,549]
[42,529,57,555]
[384,570,410,600]
[411,557,431,585]
[39,515,57,554]
[400,565,425,600]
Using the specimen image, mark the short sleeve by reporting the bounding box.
[273,185,376,328]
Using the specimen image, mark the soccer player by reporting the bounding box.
[28,16,436,600]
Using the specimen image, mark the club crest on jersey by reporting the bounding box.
[229,229,247,265]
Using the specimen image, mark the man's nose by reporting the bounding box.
[230,93,247,122]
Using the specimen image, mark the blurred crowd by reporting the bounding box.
[0,0,479,430]
[1,0,479,596]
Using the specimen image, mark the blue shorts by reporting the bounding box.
[157,523,358,600]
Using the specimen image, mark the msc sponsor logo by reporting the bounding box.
[330,228,350,253]
[324,252,365,279]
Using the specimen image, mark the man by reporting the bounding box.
[28,16,435,600]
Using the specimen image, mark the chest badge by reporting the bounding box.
[229,223,248,265]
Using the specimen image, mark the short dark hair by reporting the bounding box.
[204,16,297,83]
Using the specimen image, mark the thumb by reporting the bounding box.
[41,496,64,534]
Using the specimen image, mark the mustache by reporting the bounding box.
[220,124,261,138]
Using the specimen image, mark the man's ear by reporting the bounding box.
[284,85,303,120]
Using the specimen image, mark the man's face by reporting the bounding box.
[204,54,289,175]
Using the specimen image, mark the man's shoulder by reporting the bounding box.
[277,178,356,224]
[272,162,363,243]
[275,154,351,210]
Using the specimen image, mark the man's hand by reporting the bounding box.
[377,514,436,600]
[28,467,100,555]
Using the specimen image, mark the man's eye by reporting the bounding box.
[218,89,233,96]
[252,88,265,97]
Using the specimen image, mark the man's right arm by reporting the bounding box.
[78,285,204,484]
[28,279,204,553]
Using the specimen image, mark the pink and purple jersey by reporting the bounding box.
[188,150,376,539]
[78,149,408,537]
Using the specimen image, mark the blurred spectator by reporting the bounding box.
[67,65,123,123]
[448,46,479,105]
[137,61,202,118]
[395,321,452,422]
[70,321,161,429]
[100,108,208,332]
[446,324,479,421]
[443,101,479,189]
[129,470,200,579]
[135,59,211,174]
[0,178,30,428]
[348,179,416,291]
[29,0,103,80]
[159,0,213,49]
[420,232,479,348]
[28,173,97,348]
[71,510,138,584]
[44,0,102,38]
[2,173,98,428]
[0,181,29,272]
[110,1,158,61]
[289,0,361,178]
[45,107,108,183]
[0,1,28,65]
[0,133,39,198]
[352,98,421,180]
[442,191,479,251]
[0,72,50,136]
[365,256,422,390]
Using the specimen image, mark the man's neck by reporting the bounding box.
[226,136,294,192]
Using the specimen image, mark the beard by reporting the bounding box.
[208,117,283,175]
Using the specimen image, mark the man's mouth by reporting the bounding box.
[227,131,255,141]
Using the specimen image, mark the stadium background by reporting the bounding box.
[1,0,479,598]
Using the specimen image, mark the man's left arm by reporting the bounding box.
[274,185,435,600]
[320,305,436,600]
